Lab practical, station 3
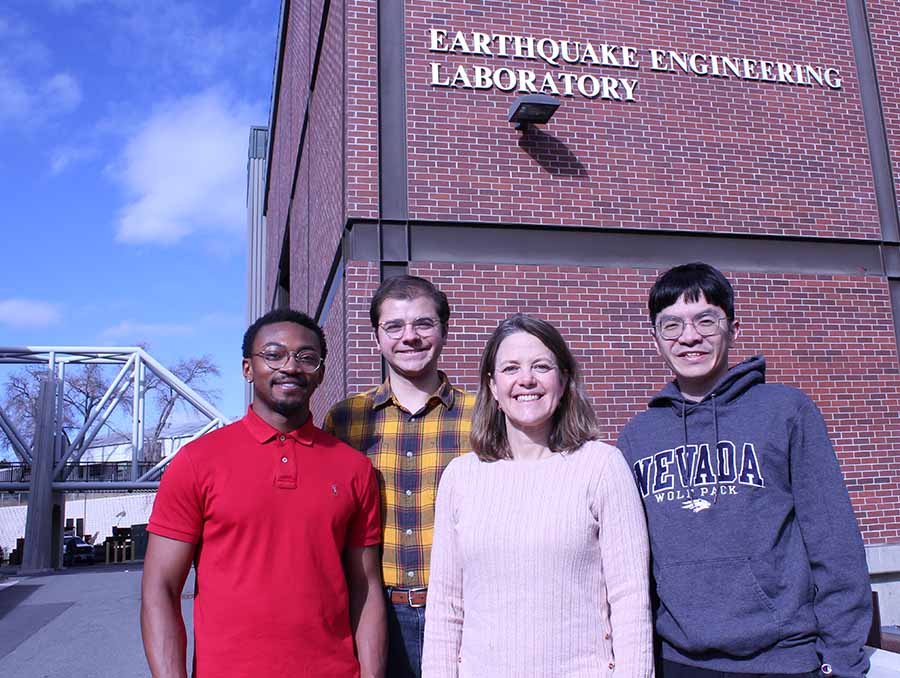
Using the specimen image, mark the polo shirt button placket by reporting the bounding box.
[275,435,297,489]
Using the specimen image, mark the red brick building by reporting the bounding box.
[253,1,900,621]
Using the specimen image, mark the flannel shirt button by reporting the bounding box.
[405,529,412,535]
[407,571,415,578]
[405,489,412,496]
[406,451,413,458]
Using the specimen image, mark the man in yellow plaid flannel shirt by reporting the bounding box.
[324,275,475,678]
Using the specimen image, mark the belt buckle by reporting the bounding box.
[407,586,427,608]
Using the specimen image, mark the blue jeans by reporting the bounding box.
[385,589,426,678]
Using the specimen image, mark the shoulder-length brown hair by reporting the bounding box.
[471,314,600,461]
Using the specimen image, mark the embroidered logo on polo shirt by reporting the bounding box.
[331,483,338,496]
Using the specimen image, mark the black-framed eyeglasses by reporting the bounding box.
[377,316,441,339]
[654,314,730,340]
[253,348,324,372]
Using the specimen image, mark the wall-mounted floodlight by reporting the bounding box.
[508,94,560,131]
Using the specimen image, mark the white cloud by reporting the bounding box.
[114,89,262,245]
[44,72,82,111]
[100,320,195,342]
[0,299,62,329]
[0,69,31,121]
[0,18,78,123]
[50,144,96,174]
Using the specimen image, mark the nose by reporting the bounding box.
[517,366,538,386]
[280,356,303,373]
[678,321,703,344]
[399,322,419,342]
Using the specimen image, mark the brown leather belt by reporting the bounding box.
[388,587,427,607]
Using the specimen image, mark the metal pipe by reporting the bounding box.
[138,350,229,422]
[131,358,145,481]
[0,482,160,491]
[55,362,66,463]
[135,418,221,482]
[58,355,136,467]
[0,405,31,463]
[57,374,133,478]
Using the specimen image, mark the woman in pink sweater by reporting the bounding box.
[422,314,653,677]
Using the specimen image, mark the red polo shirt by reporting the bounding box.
[148,406,381,678]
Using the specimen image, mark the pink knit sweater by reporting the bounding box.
[422,441,653,677]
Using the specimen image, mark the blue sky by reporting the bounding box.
[0,1,279,423]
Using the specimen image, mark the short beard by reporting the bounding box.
[270,398,306,417]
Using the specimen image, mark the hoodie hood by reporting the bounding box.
[648,355,766,414]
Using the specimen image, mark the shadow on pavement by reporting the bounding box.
[0,584,40,621]
[0,601,74,660]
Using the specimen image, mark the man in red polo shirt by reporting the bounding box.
[141,309,386,678]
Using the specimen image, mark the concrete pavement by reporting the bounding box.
[0,562,194,678]
[0,564,898,677]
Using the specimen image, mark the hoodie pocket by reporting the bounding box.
[655,557,783,656]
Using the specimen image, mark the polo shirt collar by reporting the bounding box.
[242,405,316,445]
[372,370,457,411]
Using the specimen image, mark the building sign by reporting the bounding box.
[428,29,842,101]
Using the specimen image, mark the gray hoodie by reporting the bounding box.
[617,355,871,676]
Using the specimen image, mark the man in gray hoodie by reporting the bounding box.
[617,262,871,678]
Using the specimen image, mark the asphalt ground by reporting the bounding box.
[0,564,897,678]
[0,562,194,678]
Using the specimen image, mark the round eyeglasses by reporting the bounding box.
[655,314,729,340]
[377,317,441,339]
[253,349,323,372]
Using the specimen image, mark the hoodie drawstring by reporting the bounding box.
[682,399,693,499]
[713,394,721,504]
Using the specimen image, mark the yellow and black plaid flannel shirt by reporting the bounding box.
[323,371,475,589]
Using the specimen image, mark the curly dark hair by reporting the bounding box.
[242,309,327,360]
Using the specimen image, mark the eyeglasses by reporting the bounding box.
[253,348,324,372]
[654,314,730,340]
[377,317,442,339]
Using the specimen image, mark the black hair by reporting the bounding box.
[369,275,450,327]
[648,262,735,323]
[242,309,327,360]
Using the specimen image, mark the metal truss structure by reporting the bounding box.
[0,346,229,492]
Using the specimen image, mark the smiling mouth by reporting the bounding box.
[514,394,541,401]
[273,381,305,390]
[678,352,707,359]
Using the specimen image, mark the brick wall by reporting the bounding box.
[346,0,380,219]
[308,0,346,308]
[289,150,310,313]
[403,262,900,544]
[345,261,383,393]
[266,2,900,546]
[267,0,312,260]
[404,2,879,238]
[313,276,346,425]
[866,0,900,221]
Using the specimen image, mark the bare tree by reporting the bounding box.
[0,353,220,462]
[144,355,221,460]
